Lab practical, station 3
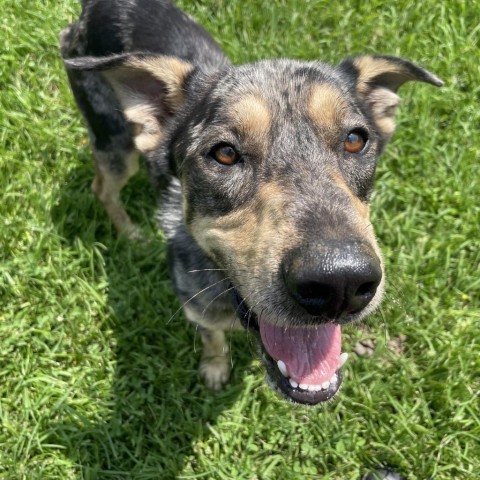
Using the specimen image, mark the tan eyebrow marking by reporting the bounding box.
[308,83,348,127]
[231,94,272,139]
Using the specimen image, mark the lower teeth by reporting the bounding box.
[278,353,346,392]
[285,372,338,392]
[288,377,335,391]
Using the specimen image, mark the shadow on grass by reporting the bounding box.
[50,163,249,478]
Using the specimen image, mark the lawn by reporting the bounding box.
[1,0,479,478]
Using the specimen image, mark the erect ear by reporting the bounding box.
[64,54,194,152]
[338,55,443,139]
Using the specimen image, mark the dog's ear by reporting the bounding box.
[338,55,443,139]
[65,54,194,152]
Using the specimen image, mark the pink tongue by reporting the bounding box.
[259,319,341,384]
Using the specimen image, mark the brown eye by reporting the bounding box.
[344,130,367,154]
[209,144,240,166]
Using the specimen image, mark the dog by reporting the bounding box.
[60,0,442,405]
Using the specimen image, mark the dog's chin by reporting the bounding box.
[230,287,345,406]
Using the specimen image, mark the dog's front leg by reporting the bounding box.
[198,327,230,391]
[183,305,233,390]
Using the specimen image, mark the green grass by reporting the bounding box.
[1,0,479,478]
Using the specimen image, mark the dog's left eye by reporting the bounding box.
[209,143,241,166]
[344,130,368,154]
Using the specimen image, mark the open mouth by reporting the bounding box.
[231,287,348,405]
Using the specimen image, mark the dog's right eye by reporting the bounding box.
[208,144,241,166]
[344,129,368,154]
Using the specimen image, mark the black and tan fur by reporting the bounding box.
[60,0,442,404]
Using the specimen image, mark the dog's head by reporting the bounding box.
[66,54,442,404]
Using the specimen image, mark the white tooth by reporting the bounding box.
[322,381,330,390]
[299,383,309,390]
[277,360,288,377]
[309,384,322,392]
[338,352,349,369]
[330,373,338,384]
[289,379,298,388]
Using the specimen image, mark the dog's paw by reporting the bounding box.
[200,356,230,390]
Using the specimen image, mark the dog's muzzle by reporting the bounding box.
[230,240,382,405]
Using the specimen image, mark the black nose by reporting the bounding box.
[283,241,382,319]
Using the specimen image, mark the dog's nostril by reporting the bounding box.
[349,281,378,313]
[355,281,377,298]
[296,282,335,310]
[286,276,341,318]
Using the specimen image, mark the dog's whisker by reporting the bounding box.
[193,323,200,354]
[200,284,238,320]
[378,306,388,345]
[166,276,231,324]
[188,268,228,274]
